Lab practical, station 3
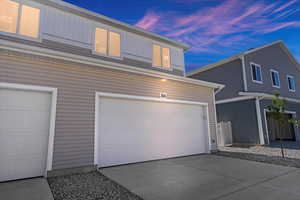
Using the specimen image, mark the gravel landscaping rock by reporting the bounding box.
[47,171,143,200]
[217,143,300,168]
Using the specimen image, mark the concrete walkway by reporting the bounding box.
[101,155,300,200]
[0,178,54,200]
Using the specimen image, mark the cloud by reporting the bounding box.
[272,0,298,13]
[135,11,161,31]
[134,0,300,53]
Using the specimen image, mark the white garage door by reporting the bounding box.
[97,95,209,167]
[0,89,51,182]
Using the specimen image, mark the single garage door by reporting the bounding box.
[96,95,210,167]
[0,89,51,182]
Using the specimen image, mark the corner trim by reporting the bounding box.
[255,97,265,145]
[0,82,57,174]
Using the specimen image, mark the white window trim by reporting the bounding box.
[250,62,263,84]
[287,75,296,92]
[92,26,123,60]
[0,0,42,42]
[0,82,57,175]
[270,69,280,88]
[152,43,173,71]
[94,91,211,166]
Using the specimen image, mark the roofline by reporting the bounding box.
[186,55,241,76]
[239,92,300,104]
[32,0,190,51]
[0,39,223,89]
[187,40,298,77]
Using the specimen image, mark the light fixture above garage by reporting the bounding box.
[161,79,167,82]
[160,92,167,98]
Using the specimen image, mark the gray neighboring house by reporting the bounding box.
[0,0,223,182]
[188,41,300,145]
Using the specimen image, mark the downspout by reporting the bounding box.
[255,96,265,145]
[239,54,248,92]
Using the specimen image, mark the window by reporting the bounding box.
[95,28,121,57]
[0,0,40,38]
[0,0,19,34]
[153,45,171,68]
[251,63,262,83]
[270,70,280,88]
[287,75,296,92]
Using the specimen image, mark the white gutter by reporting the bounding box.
[239,92,300,103]
[0,39,224,89]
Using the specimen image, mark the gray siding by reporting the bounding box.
[260,99,300,143]
[245,43,300,99]
[0,34,184,76]
[189,59,244,100]
[217,100,260,144]
[0,49,216,170]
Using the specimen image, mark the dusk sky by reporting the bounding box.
[63,0,300,72]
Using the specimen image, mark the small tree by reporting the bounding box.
[267,91,287,158]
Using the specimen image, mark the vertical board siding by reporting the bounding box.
[43,6,93,46]
[0,51,216,170]
[40,3,185,71]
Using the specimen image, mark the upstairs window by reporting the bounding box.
[287,75,296,92]
[251,63,262,83]
[153,45,170,68]
[0,0,40,38]
[270,70,280,88]
[95,28,121,57]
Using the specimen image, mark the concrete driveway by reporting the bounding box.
[0,178,54,200]
[101,155,300,200]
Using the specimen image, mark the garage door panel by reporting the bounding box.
[98,96,209,167]
[0,89,51,182]
[0,89,51,109]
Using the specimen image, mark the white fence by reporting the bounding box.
[217,121,233,147]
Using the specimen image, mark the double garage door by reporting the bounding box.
[96,95,210,167]
[0,88,51,182]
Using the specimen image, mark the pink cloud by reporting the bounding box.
[135,11,161,31]
[272,0,298,13]
[260,22,300,33]
[134,0,300,53]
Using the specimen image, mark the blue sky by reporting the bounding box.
[63,0,300,72]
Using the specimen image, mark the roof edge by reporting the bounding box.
[187,40,299,77]
[186,55,240,77]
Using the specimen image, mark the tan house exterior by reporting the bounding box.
[0,0,223,181]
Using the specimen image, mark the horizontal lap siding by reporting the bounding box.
[0,50,216,170]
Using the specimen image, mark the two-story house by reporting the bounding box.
[188,41,300,146]
[0,0,223,182]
